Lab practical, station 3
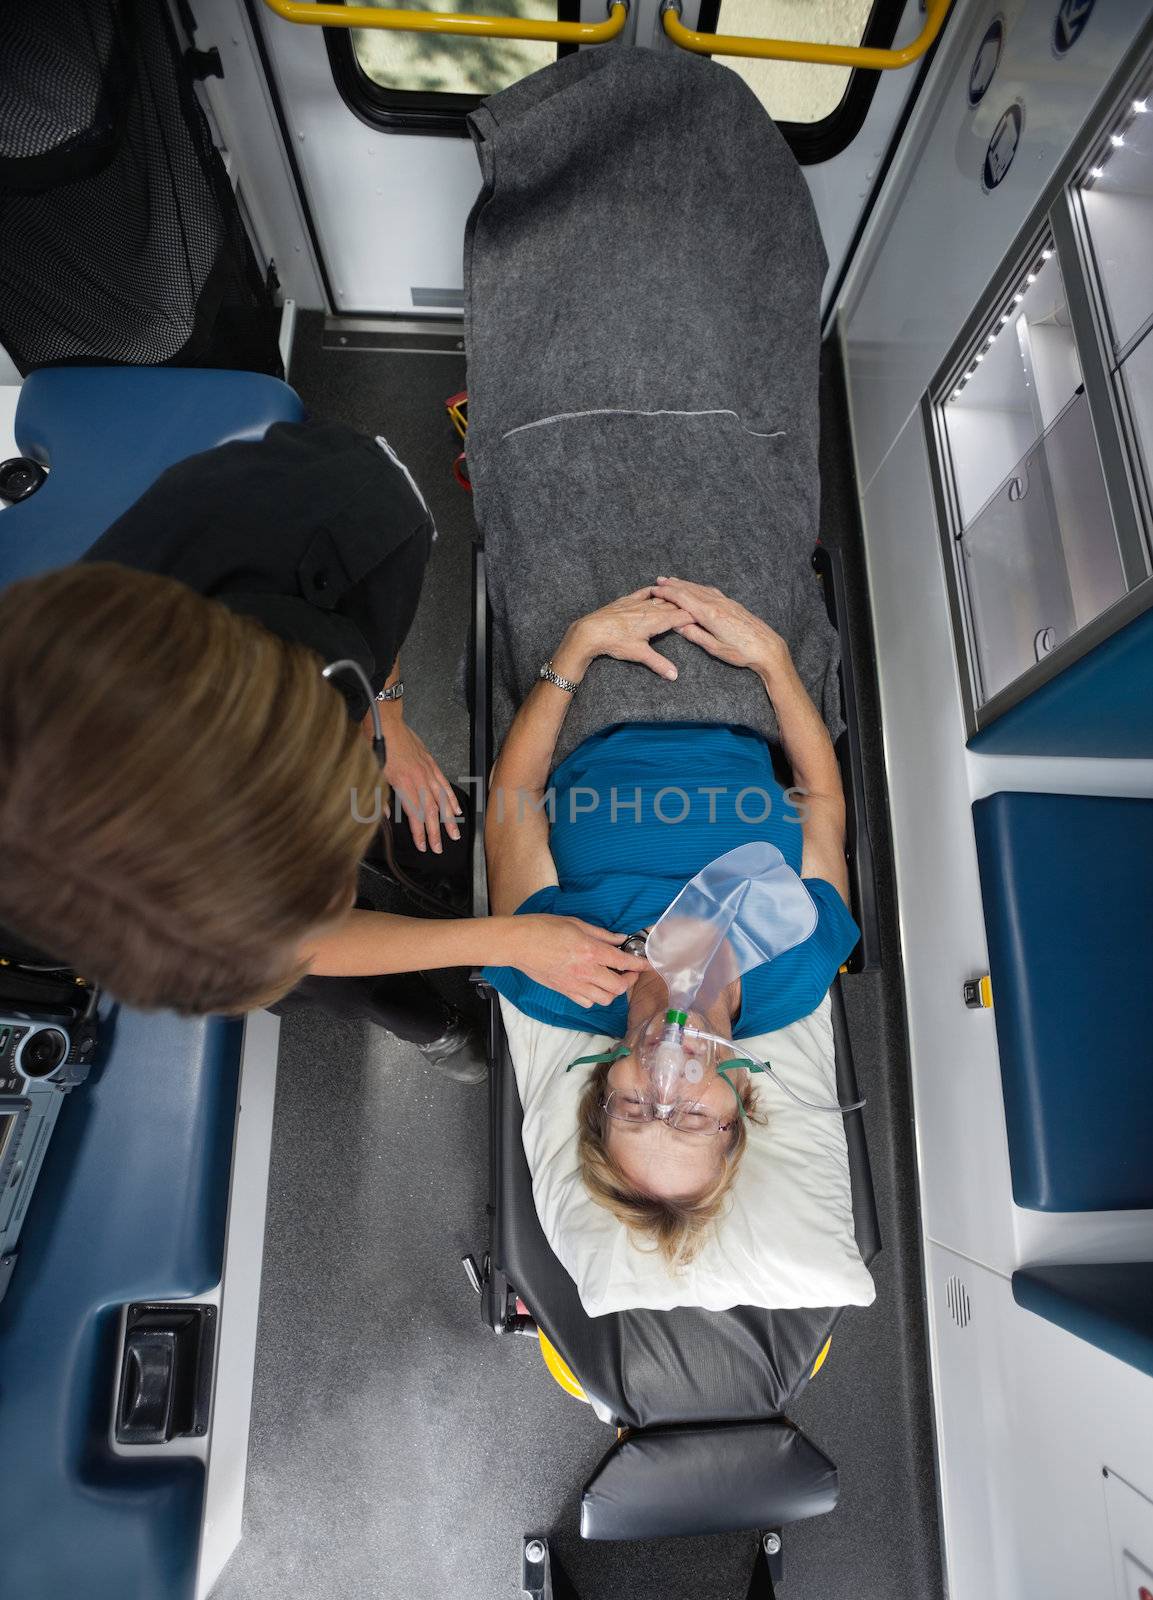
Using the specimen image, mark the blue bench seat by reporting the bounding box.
[973,791,1153,1213]
[1014,1264,1153,1380]
[2,365,302,582]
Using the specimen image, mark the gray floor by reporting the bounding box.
[212,317,943,1600]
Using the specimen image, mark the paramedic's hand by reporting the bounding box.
[557,589,695,683]
[376,717,462,855]
[651,577,789,677]
[510,915,649,1008]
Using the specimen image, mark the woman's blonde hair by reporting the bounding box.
[0,562,381,1014]
[576,1058,762,1268]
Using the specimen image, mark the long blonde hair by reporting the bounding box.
[0,562,380,1014]
[576,1058,762,1267]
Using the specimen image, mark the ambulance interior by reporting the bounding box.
[1,2,1152,1598]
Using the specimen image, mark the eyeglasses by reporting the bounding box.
[601,1090,736,1136]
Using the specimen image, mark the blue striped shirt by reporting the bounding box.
[483,722,859,1037]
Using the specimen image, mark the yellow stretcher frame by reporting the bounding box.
[539,1330,589,1402]
[660,0,952,67]
[260,0,952,67]
[260,0,629,47]
[539,1327,833,1402]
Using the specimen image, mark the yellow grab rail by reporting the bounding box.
[260,0,629,46]
[661,0,951,67]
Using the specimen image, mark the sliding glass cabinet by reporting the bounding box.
[927,56,1153,734]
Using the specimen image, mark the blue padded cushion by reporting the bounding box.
[0,1011,242,1600]
[1014,1264,1153,1379]
[0,367,296,1597]
[3,365,303,581]
[973,792,1153,1212]
[969,605,1153,758]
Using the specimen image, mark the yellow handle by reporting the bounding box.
[661,0,951,67]
[261,0,629,46]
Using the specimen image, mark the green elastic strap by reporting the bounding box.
[565,1046,629,1073]
[565,1049,769,1124]
[717,1057,766,1121]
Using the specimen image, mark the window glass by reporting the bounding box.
[351,0,556,99]
[943,245,1081,526]
[937,237,1135,709]
[1122,325,1153,503]
[1078,89,1153,514]
[711,0,875,124]
[1079,94,1153,355]
[959,390,1125,702]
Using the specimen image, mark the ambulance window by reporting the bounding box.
[328,0,905,149]
[326,0,578,134]
[692,0,907,161]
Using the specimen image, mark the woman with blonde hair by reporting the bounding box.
[574,968,764,1266]
[484,578,859,1261]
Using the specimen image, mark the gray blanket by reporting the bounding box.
[464,48,840,762]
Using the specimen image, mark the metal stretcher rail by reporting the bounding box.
[260,0,629,47]
[660,0,952,67]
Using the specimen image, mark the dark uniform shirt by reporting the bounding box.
[83,421,434,718]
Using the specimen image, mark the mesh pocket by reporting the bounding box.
[0,0,134,186]
[0,0,281,375]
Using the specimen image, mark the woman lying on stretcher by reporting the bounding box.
[483,577,859,1266]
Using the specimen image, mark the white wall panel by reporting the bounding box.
[249,0,962,319]
[190,0,326,308]
[256,7,483,315]
[0,385,18,462]
[924,1247,1021,1600]
[928,1244,1153,1600]
[805,0,938,306]
[854,402,1020,1271]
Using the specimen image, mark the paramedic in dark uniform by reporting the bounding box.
[0,422,646,1082]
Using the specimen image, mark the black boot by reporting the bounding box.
[415,1011,488,1085]
[272,973,486,1084]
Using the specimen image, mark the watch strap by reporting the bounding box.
[538,661,579,695]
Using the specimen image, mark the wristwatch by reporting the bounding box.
[375,680,404,703]
[620,929,650,957]
[538,661,579,695]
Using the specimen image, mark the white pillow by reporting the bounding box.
[500,993,875,1317]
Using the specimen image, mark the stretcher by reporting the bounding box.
[467,533,882,1597]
